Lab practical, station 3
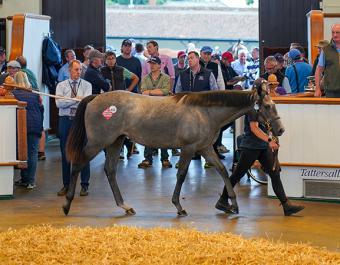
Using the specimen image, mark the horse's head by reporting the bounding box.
[253,79,285,136]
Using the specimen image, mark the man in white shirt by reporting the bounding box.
[55,60,92,197]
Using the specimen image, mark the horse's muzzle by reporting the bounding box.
[277,127,285,136]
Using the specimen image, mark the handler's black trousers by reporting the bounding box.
[220,148,287,204]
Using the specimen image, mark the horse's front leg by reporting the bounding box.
[105,136,135,215]
[201,146,239,214]
[172,149,193,216]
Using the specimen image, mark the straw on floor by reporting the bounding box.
[0,225,339,265]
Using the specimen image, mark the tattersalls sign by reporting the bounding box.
[300,168,340,179]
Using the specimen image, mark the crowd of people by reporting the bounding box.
[0,24,338,210]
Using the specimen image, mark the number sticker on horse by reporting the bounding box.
[102,105,117,120]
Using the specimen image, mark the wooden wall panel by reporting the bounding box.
[41,0,105,50]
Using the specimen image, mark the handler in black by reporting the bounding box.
[215,106,305,216]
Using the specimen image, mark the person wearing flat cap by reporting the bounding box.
[312,40,329,76]
[84,49,110,94]
[285,48,312,94]
[200,46,225,90]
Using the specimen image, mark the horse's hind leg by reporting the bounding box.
[105,136,135,215]
[172,149,194,216]
[200,146,239,214]
[63,145,100,215]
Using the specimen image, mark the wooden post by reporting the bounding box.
[17,101,27,169]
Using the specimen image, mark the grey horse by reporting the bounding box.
[64,84,283,216]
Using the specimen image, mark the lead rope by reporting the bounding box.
[264,120,279,171]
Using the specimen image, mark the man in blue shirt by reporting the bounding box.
[57,49,76,82]
[315,24,340,97]
[285,49,312,94]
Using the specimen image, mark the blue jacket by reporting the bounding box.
[285,61,312,93]
[84,64,110,95]
[12,90,43,136]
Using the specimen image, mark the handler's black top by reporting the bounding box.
[239,109,269,150]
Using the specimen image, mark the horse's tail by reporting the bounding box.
[66,95,97,163]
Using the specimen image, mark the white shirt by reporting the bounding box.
[56,78,92,116]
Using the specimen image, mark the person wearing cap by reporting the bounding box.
[116,39,142,93]
[57,49,76,82]
[0,47,7,73]
[220,51,244,90]
[0,60,30,87]
[56,59,92,196]
[174,50,187,90]
[142,40,175,92]
[81,45,94,78]
[285,48,312,94]
[315,24,340,97]
[200,46,225,90]
[138,56,172,169]
[311,40,329,76]
[84,49,110,94]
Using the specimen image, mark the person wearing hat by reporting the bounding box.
[315,24,340,97]
[311,40,329,76]
[57,49,76,82]
[0,47,7,73]
[174,51,187,90]
[56,59,92,196]
[138,56,172,169]
[116,39,142,93]
[220,51,245,90]
[200,46,225,90]
[84,49,110,94]
[142,40,175,91]
[0,60,30,87]
[285,48,312,94]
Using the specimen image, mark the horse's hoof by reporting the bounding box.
[125,208,136,215]
[177,210,188,216]
[62,205,69,216]
[230,206,239,214]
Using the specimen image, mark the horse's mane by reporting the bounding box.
[172,90,256,107]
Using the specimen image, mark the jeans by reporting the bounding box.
[144,147,169,163]
[58,116,90,188]
[21,133,40,185]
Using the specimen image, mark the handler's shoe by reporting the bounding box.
[80,187,88,196]
[138,159,152,168]
[215,199,233,214]
[282,200,305,216]
[162,159,172,168]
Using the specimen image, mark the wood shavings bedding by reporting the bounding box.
[0,225,339,265]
